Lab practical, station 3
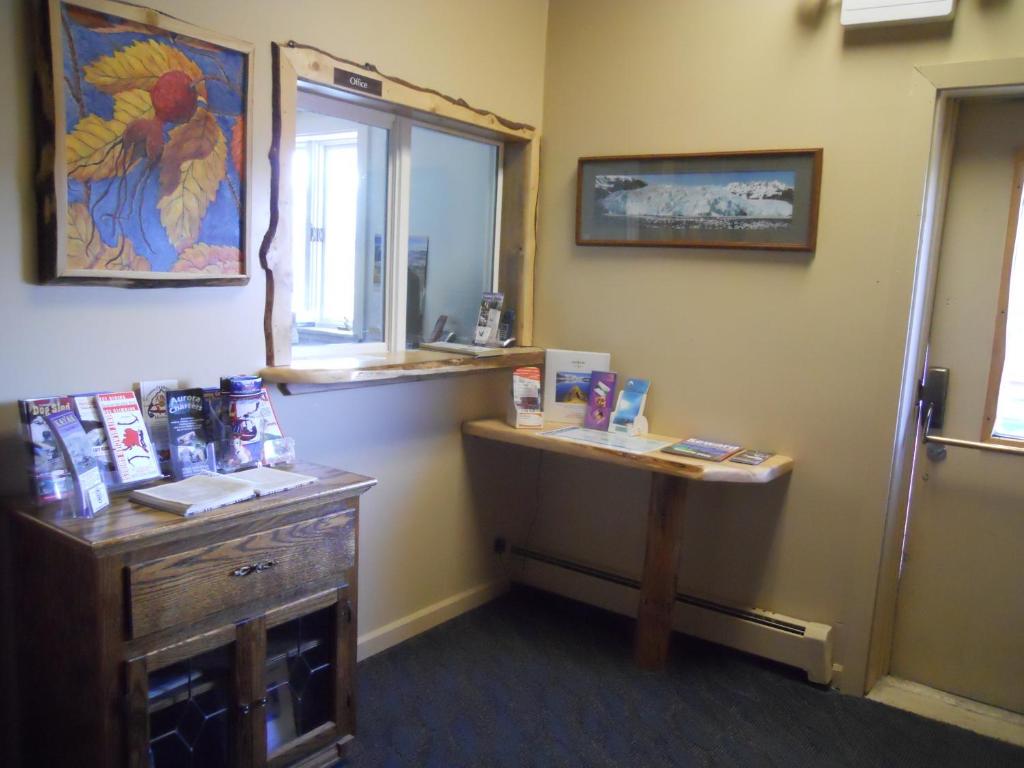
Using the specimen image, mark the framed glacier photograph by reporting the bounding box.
[576,149,822,251]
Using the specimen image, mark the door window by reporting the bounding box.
[986,153,1024,441]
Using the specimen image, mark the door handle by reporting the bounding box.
[923,411,1024,456]
[919,366,1024,457]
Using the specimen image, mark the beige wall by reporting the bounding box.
[0,0,547,647]
[533,0,1024,694]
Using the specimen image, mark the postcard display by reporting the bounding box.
[17,377,294,516]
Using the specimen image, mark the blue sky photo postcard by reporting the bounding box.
[610,378,650,435]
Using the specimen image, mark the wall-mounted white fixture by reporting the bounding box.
[841,0,956,27]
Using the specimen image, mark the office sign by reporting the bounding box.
[333,68,383,96]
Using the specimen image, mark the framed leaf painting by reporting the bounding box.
[36,0,253,285]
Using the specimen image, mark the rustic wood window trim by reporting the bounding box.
[258,42,541,391]
[981,149,1024,445]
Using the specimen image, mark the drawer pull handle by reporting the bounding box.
[231,559,277,577]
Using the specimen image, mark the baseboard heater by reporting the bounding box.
[510,545,834,685]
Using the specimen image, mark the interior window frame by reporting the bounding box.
[261,43,539,373]
[291,95,507,358]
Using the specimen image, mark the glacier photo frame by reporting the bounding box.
[576,149,822,252]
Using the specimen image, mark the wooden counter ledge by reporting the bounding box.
[463,419,794,483]
[261,347,545,394]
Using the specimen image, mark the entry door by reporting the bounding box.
[889,97,1024,713]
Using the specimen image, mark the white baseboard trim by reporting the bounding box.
[515,561,834,685]
[356,579,508,661]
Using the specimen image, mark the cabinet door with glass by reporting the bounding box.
[127,587,356,768]
[263,587,356,767]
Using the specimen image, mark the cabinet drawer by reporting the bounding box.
[127,510,355,639]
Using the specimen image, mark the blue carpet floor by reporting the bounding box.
[342,587,1023,767]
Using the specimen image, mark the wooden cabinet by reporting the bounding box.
[7,463,375,768]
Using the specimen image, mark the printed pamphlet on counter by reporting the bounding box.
[662,438,742,462]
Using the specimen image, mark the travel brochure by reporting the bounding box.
[662,439,775,465]
[543,349,612,424]
[45,409,110,515]
[583,371,617,431]
[17,378,292,514]
[662,438,742,462]
[18,395,76,502]
[729,449,775,466]
[72,393,119,487]
[474,291,504,345]
[96,391,162,484]
[166,388,216,479]
[220,374,265,471]
[508,366,543,429]
[139,379,177,474]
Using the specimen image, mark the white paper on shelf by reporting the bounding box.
[541,426,673,455]
[418,341,510,357]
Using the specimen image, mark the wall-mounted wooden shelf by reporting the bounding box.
[260,347,544,394]
[463,419,794,483]
[463,418,795,671]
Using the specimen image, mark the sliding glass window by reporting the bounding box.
[292,93,390,353]
[290,89,501,358]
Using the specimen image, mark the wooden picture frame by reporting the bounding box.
[35,0,254,286]
[576,149,823,252]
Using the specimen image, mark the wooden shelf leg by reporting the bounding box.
[634,473,687,669]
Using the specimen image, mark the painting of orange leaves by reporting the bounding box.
[37,0,252,285]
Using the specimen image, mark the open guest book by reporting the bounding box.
[130,467,317,517]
